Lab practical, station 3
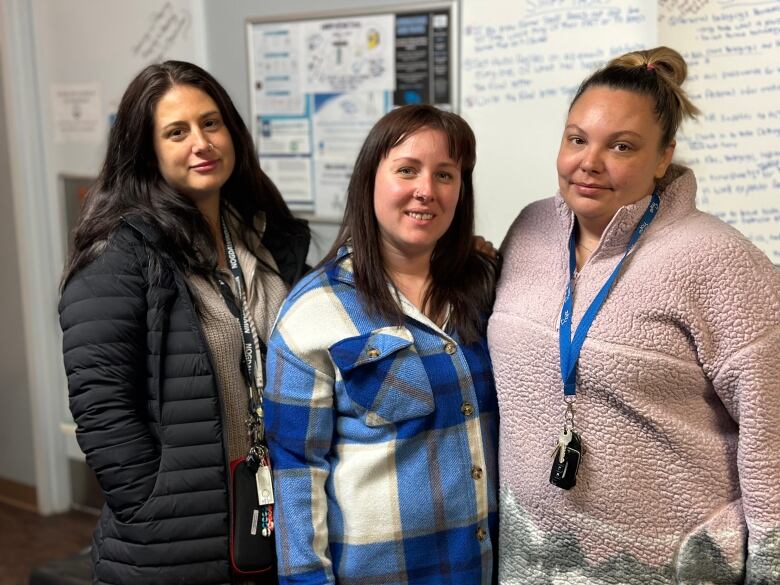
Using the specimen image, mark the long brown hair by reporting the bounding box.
[62,60,307,286]
[323,105,496,343]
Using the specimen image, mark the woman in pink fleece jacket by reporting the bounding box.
[489,46,780,583]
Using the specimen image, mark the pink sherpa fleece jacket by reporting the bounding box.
[488,165,780,584]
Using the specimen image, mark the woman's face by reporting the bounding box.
[153,85,235,204]
[373,127,462,261]
[556,86,674,232]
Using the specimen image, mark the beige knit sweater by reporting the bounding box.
[189,216,288,466]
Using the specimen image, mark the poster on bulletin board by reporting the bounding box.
[247,3,457,220]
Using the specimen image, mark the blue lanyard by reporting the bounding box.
[559,193,660,397]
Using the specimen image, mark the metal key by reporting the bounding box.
[551,429,572,464]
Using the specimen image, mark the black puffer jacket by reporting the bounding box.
[59,216,309,585]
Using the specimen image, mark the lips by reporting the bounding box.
[571,181,611,196]
[190,160,218,171]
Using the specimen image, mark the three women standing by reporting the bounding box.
[490,47,780,583]
[59,44,779,585]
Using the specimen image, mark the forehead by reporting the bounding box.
[154,85,219,126]
[387,127,457,162]
[567,86,659,135]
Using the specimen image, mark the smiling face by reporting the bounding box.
[152,84,235,204]
[373,127,462,262]
[557,86,674,235]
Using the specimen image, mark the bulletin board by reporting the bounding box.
[247,3,458,221]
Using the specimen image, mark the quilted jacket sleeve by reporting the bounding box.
[59,231,159,523]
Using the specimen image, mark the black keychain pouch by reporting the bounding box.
[230,457,276,575]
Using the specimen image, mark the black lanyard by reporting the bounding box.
[217,218,265,426]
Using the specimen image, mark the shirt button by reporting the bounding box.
[443,341,457,355]
[476,527,487,542]
[367,347,380,358]
[460,402,474,416]
[471,465,483,480]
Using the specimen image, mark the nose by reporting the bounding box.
[580,146,603,173]
[192,129,212,154]
[413,174,435,202]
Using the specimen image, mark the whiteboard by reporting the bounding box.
[461,0,780,264]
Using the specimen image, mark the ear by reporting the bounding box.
[655,140,675,179]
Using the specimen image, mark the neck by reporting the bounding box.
[573,217,605,271]
[574,218,604,252]
[383,247,432,313]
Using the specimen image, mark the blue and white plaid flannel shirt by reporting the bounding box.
[264,245,498,584]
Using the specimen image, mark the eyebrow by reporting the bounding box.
[160,110,221,131]
[564,124,643,140]
[391,156,459,168]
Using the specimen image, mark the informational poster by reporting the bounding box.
[248,4,456,219]
[394,11,452,106]
[251,23,305,116]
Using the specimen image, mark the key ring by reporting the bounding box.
[564,395,576,433]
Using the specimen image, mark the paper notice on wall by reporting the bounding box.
[314,158,353,219]
[51,83,103,144]
[260,156,314,211]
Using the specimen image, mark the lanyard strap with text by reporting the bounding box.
[558,192,660,397]
[218,218,266,422]
[219,218,276,514]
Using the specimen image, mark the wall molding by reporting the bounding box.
[0,0,71,514]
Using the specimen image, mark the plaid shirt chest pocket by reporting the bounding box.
[328,326,435,427]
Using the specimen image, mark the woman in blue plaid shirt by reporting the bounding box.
[264,105,499,584]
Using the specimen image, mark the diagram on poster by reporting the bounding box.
[303,16,395,93]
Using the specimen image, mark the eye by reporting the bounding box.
[204,118,221,130]
[167,127,186,140]
[435,170,455,182]
[613,143,633,152]
[397,166,416,176]
[567,135,586,146]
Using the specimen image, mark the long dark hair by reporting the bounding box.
[63,60,306,285]
[323,105,496,343]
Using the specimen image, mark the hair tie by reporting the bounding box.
[647,63,656,71]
